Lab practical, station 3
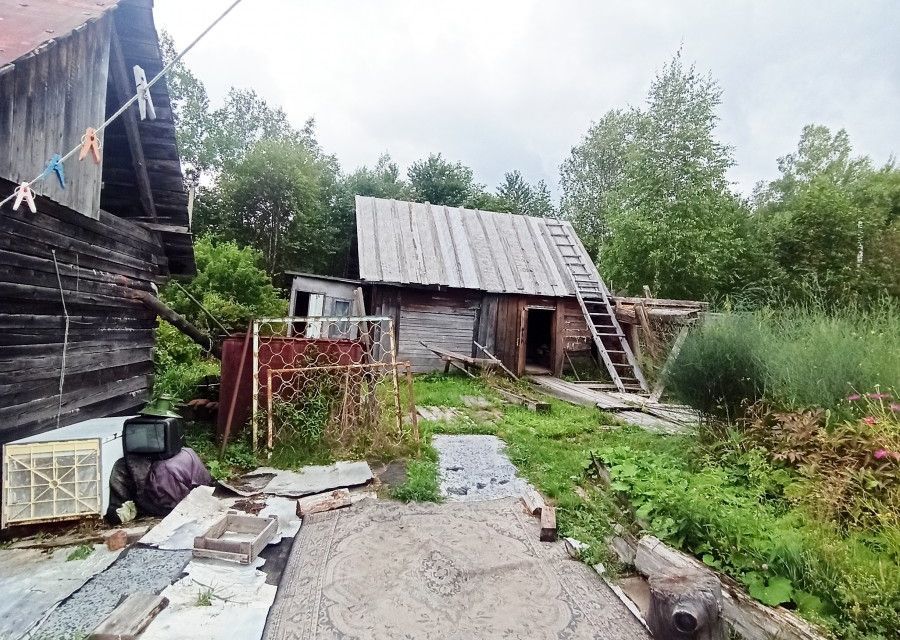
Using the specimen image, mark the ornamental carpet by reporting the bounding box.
[263,497,648,640]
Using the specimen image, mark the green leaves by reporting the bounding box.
[747,574,794,607]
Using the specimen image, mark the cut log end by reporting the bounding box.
[648,572,725,640]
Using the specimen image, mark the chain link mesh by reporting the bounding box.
[251,317,419,459]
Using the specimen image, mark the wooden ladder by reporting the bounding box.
[545,220,648,393]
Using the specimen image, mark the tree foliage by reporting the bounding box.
[561,52,899,305]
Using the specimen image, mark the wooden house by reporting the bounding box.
[353,196,646,387]
[0,0,194,443]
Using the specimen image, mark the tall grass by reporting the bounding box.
[667,300,899,414]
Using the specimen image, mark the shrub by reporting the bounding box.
[666,315,765,418]
[667,302,899,416]
[598,437,900,638]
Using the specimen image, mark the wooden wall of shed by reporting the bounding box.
[0,15,111,220]
[368,285,592,376]
[0,181,167,444]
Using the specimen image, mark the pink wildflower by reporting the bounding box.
[891,403,900,413]
[873,449,888,460]
[847,393,861,401]
[866,393,891,400]
[863,416,876,426]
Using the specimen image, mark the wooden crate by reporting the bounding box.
[192,511,277,564]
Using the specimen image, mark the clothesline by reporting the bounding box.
[0,0,246,209]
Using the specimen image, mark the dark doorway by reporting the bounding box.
[524,308,554,373]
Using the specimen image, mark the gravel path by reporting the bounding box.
[32,546,191,639]
[433,434,529,502]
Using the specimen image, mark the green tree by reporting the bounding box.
[407,153,475,206]
[560,110,638,253]
[197,140,346,277]
[345,153,408,199]
[753,125,873,207]
[563,52,753,300]
[495,171,557,217]
[754,127,900,304]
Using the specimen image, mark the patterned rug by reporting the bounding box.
[263,498,649,640]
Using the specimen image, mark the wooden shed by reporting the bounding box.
[354,196,600,376]
[0,0,194,443]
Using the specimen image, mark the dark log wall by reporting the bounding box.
[0,181,166,444]
[0,15,111,219]
[369,285,592,376]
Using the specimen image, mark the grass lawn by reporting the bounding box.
[412,373,900,640]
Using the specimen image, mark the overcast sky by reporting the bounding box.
[154,0,899,198]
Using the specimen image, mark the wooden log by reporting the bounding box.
[648,572,725,640]
[490,385,551,413]
[633,537,827,640]
[540,504,557,542]
[521,487,545,516]
[88,593,169,640]
[131,289,221,358]
[296,488,352,517]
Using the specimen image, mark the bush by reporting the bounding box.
[667,302,899,416]
[152,238,287,401]
[598,436,900,639]
[666,315,766,418]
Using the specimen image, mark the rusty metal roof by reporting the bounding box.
[0,0,120,70]
[355,196,586,297]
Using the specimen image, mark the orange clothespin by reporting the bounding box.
[12,182,37,213]
[79,127,102,164]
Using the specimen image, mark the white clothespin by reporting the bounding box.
[134,65,156,120]
[12,182,37,213]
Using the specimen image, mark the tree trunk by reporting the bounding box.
[648,572,725,640]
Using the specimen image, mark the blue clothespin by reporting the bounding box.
[40,154,66,188]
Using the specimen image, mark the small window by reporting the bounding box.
[331,299,352,337]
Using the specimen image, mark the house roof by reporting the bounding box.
[0,0,120,72]
[355,196,585,297]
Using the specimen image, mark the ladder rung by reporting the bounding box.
[596,333,625,338]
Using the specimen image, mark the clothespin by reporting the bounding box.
[40,154,66,188]
[79,127,101,164]
[134,65,156,120]
[12,182,37,213]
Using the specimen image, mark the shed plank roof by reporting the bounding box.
[0,0,120,70]
[355,196,586,297]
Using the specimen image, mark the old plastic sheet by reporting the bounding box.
[141,556,277,640]
[0,544,121,640]
[139,486,301,551]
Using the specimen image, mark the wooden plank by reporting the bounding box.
[110,29,157,220]
[89,593,169,640]
[530,375,631,410]
[650,325,690,403]
[540,504,557,542]
[296,488,351,516]
[521,487,545,516]
[490,385,550,413]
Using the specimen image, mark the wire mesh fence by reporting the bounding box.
[251,317,419,459]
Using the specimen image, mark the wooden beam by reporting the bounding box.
[130,289,221,358]
[109,29,157,220]
[89,593,169,640]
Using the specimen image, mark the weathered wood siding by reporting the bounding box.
[0,15,111,219]
[0,180,166,444]
[396,291,480,372]
[369,285,592,376]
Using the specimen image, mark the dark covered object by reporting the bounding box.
[106,448,213,523]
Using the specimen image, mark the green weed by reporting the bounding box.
[66,544,94,562]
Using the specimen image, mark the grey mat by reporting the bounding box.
[264,498,649,640]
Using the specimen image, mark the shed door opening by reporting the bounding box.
[524,308,554,373]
